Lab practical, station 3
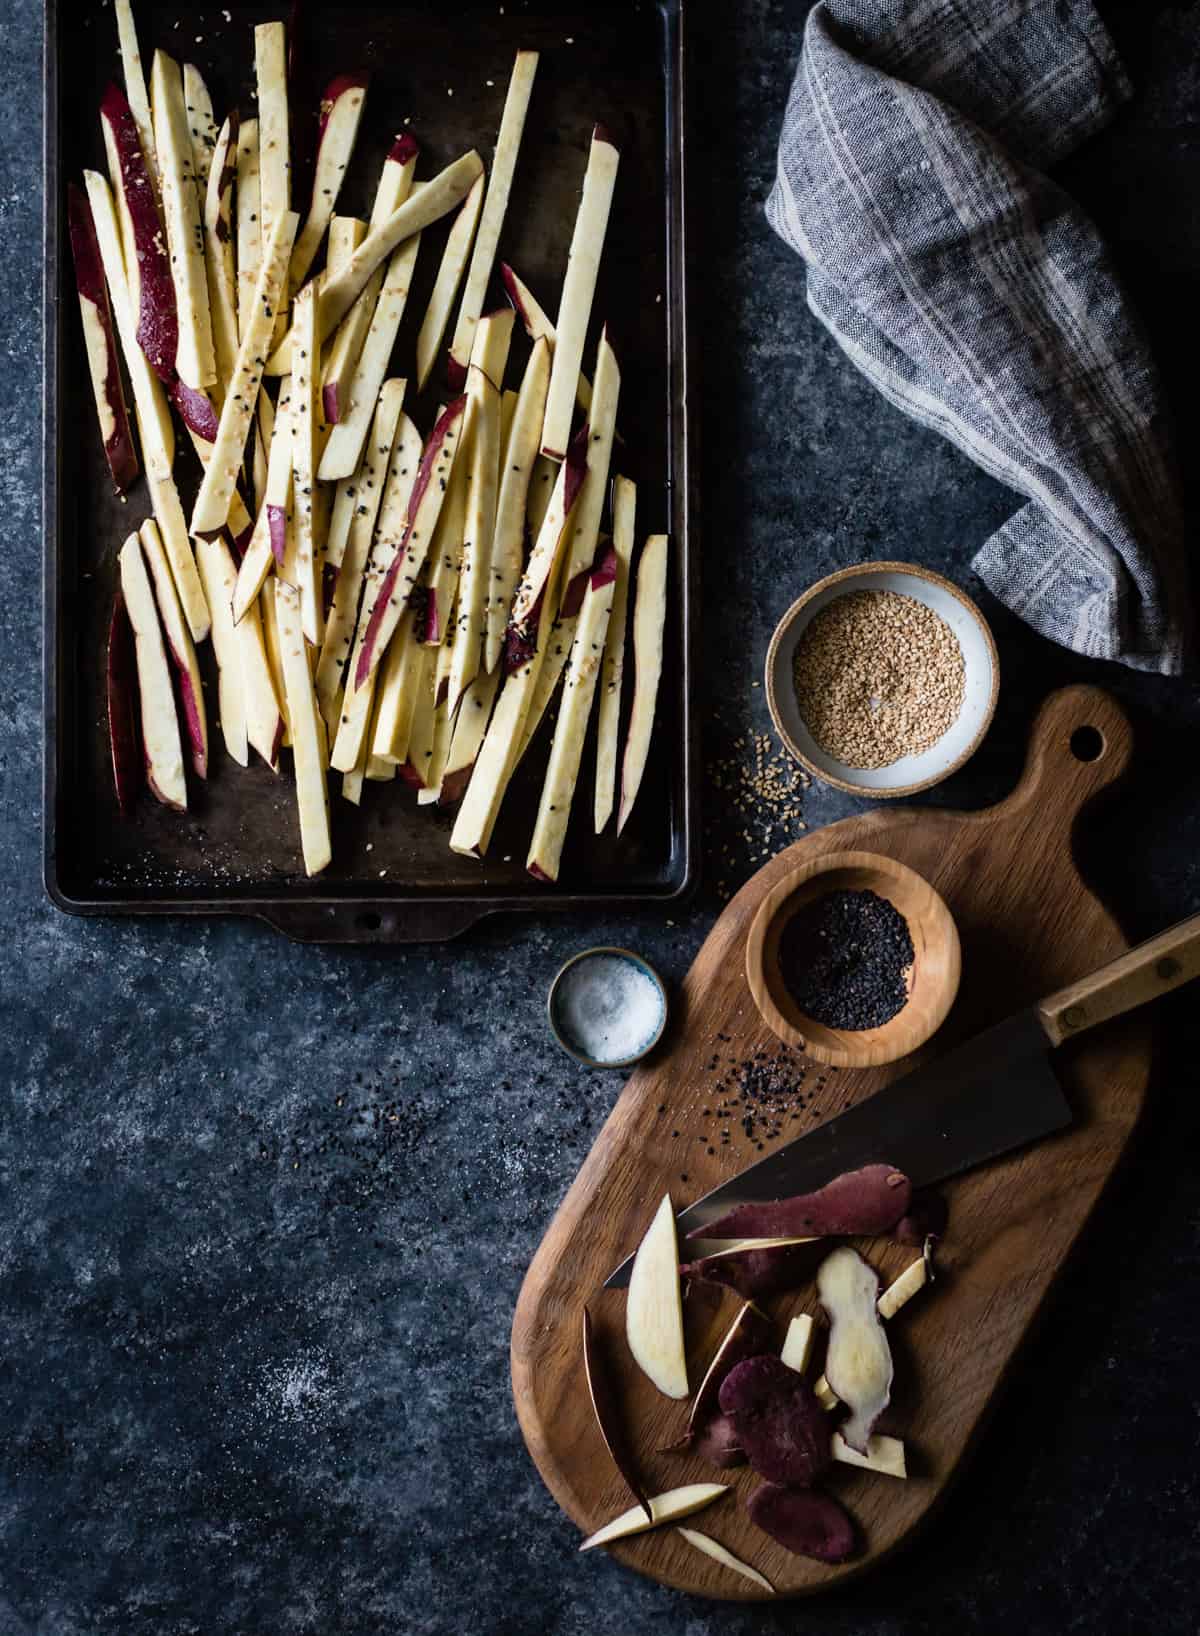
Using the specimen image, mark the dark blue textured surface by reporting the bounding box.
[4,2,1199,1632]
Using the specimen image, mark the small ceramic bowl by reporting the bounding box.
[766,561,999,798]
[745,850,961,1068]
[548,947,669,1070]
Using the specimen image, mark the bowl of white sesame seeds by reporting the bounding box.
[766,563,999,799]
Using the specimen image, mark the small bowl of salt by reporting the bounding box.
[548,947,669,1069]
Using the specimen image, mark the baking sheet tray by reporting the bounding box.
[43,0,697,942]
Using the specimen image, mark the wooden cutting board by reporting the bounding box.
[511,685,1152,1600]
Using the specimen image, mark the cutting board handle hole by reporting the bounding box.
[358,912,383,932]
[1070,726,1105,763]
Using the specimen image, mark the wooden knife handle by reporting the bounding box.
[1038,912,1200,1047]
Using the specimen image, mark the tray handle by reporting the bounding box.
[253,899,493,945]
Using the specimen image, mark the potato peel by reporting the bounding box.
[747,1484,857,1564]
[689,1164,911,1244]
[675,1527,775,1594]
[582,1306,652,1524]
[718,1356,832,1486]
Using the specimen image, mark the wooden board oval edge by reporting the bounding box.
[511,684,1152,1600]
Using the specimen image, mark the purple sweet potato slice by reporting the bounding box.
[680,1239,822,1301]
[817,1246,892,1454]
[894,1189,948,1247]
[718,1357,831,1487]
[668,1301,773,1469]
[107,589,143,816]
[747,1484,857,1564]
[688,1164,911,1244]
[66,183,139,495]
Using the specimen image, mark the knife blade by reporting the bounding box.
[604,1007,1070,1288]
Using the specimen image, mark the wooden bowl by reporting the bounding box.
[765,561,999,798]
[745,850,961,1067]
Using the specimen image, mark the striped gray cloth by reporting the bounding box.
[767,0,1190,674]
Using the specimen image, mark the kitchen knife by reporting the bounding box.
[606,910,1200,1287]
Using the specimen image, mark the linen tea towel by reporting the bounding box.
[768,0,1190,674]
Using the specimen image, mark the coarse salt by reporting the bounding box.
[555,954,663,1065]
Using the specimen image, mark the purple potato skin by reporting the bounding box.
[689,1164,912,1243]
[689,1413,745,1469]
[680,1239,821,1301]
[748,1484,857,1563]
[719,1356,832,1487]
[894,1189,948,1246]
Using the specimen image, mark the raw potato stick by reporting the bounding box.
[423,407,472,646]
[446,50,539,387]
[183,64,218,217]
[290,75,369,294]
[450,555,566,857]
[118,533,187,810]
[260,579,292,747]
[513,601,579,767]
[236,118,262,343]
[780,1313,815,1375]
[191,208,300,536]
[84,170,209,641]
[313,151,483,346]
[233,381,294,621]
[319,138,418,417]
[330,411,426,771]
[371,612,423,765]
[560,328,621,593]
[254,22,291,350]
[66,182,138,494]
[275,133,419,382]
[439,665,499,805]
[832,1431,907,1479]
[541,128,620,459]
[151,50,217,391]
[113,0,158,202]
[316,385,412,729]
[290,284,323,645]
[485,337,550,671]
[617,534,668,834]
[275,580,333,877]
[506,431,589,652]
[501,262,593,417]
[352,398,468,690]
[203,115,241,402]
[594,475,635,831]
[139,519,208,779]
[526,454,558,542]
[447,311,514,710]
[195,537,249,767]
[318,186,426,482]
[99,82,177,399]
[419,686,457,804]
[400,647,438,784]
[415,173,484,392]
[527,546,617,882]
[319,216,368,422]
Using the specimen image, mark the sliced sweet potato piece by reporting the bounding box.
[817,1246,893,1455]
[687,1164,911,1244]
[747,1484,857,1564]
[106,589,142,816]
[718,1356,831,1487]
[680,1238,821,1301]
